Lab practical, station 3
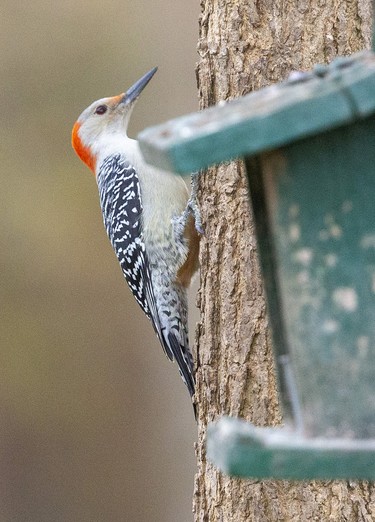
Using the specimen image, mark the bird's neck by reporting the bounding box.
[94,134,141,176]
[72,121,96,172]
[73,119,138,175]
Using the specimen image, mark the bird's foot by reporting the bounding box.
[172,208,190,245]
[188,172,204,235]
[172,173,204,242]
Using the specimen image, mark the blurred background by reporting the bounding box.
[1,1,200,520]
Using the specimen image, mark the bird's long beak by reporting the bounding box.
[122,67,158,105]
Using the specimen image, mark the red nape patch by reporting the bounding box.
[71,121,96,173]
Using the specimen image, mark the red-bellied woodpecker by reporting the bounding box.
[72,67,201,407]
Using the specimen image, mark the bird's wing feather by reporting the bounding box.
[97,154,195,396]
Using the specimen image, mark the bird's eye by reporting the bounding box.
[95,105,107,115]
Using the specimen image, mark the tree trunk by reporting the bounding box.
[194,1,375,520]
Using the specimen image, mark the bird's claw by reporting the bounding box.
[186,195,204,235]
[189,172,204,235]
[172,209,189,244]
[172,172,204,241]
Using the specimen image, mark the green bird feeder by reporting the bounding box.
[138,50,375,480]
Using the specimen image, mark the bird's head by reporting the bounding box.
[72,67,157,172]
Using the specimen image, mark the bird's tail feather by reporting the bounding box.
[166,331,195,398]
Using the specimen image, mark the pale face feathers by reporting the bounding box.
[78,95,132,141]
[72,95,134,171]
[72,67,158,172]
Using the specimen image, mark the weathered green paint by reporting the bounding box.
[209,118,375,478]
[247,117,375,439]
[139,52,375,174]
[138,50,375,479]
[207,417,375,480]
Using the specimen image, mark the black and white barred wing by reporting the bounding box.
[97,154,172,360]
[98,154,194,397]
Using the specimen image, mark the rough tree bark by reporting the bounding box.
[194,1,375,521]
